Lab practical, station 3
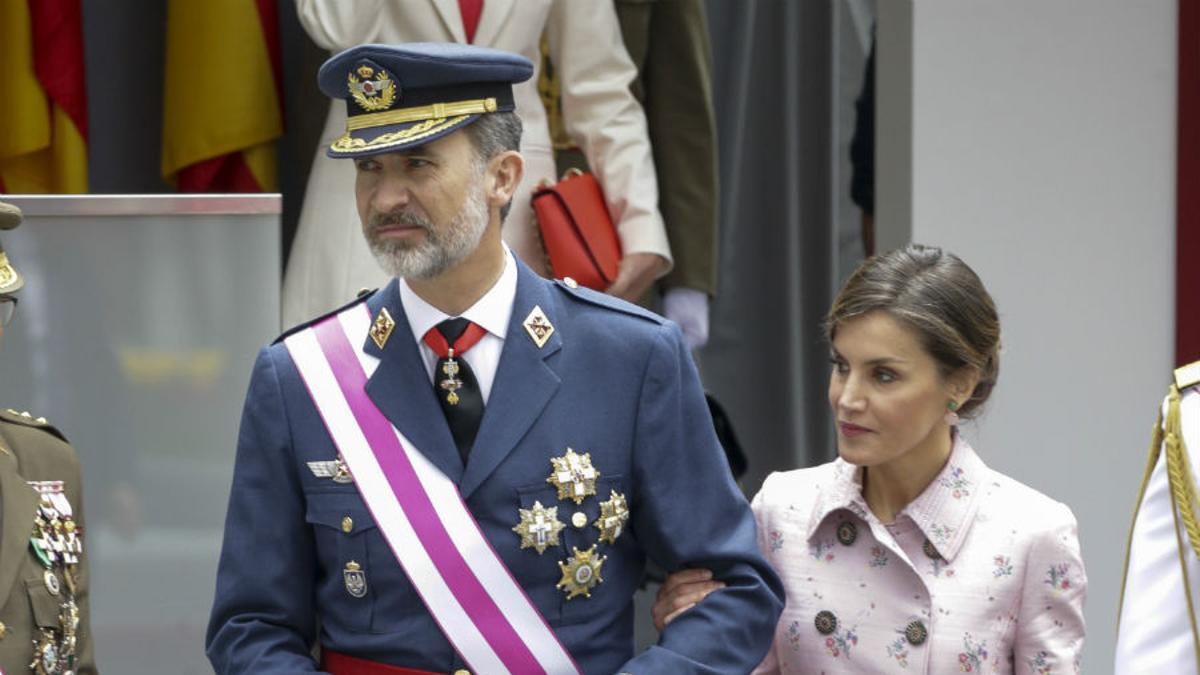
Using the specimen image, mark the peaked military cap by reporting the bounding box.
[318,42,534,158]
[0,201,24,294]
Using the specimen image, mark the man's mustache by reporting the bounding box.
[368,210,430,230]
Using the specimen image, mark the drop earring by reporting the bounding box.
[944,400,960,426]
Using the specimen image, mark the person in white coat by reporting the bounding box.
[1116,360,1200,674]
[284,0,673,329]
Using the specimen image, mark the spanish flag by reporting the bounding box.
[162,0,283,192]
[0,0,89,193]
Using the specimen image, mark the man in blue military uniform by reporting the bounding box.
[206,43,782,675]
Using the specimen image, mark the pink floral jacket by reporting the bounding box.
[751,436,1086,674]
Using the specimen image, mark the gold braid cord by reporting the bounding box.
[1166,385,1200,560]
[1164,382,1200,673]
[1118,385,1200,673]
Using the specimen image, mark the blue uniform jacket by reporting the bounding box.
[206,261,784,674]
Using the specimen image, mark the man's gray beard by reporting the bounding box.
[366,177,490,280]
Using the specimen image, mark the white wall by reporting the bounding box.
[880,1,1177,669]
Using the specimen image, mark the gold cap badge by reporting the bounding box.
[348,61,397,112]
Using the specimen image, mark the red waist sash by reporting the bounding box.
[322,649,443,675]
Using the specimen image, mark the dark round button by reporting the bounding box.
[814,610,838,635]
[836,521,857,546]
[922,538,940,560]
[905,620,928,645]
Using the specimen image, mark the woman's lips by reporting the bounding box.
[838,421,873,438]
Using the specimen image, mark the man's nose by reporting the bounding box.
[371,171,412,214]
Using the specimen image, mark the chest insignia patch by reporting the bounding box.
[343,560,368,598]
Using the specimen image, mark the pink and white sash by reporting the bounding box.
[284,304,579,675]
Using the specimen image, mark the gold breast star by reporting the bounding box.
[547,448,600,505]
[512,501,565,555]
[594,490,630,545]
[557,545,606,600]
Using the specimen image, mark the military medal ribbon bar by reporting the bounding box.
[285,304,579,675]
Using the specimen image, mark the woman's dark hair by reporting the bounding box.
[825,244,1000,417]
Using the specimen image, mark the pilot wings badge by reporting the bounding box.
[307,456,354,484]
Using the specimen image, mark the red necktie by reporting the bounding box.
[458,0,483,44]
[423,318,487,463]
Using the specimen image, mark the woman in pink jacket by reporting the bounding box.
[656,244,1086,673]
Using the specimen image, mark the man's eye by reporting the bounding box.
[355,160,379,171]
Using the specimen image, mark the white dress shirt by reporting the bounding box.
[398,248,517,405]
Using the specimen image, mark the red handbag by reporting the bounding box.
[531,169,622,290]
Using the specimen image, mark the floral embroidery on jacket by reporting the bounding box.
[1044,563,1073,592]
[824,625,858,658]
[868,545,889,568]
[993,555,1013,578]
[957,633,989,672]
[1025,650,1052,674]
[785,620,803,651]
[809,538,835,563]
[769,530,784,552]
[930,557,956,578]
[939,465,973,499]
[929,523,956,546]
[886,636,910,668]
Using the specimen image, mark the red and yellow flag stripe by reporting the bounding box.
[0,0,89,194]
[162,0,283,192]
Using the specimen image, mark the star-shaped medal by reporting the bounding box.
[594,490,630,545]
[547,448,600,505]
[512,501,565,555]
[557,545,606,600]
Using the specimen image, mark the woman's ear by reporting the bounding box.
[947,366,981,407]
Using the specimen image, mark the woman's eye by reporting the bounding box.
[874,369,897,383]
[830,358,849,375]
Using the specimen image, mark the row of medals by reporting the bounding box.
[336,449,629,602]
[28,483,82,675]
[513,448,629,600]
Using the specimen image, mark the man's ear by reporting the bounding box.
[486,150,524,210]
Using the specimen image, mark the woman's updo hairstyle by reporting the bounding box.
[825,244,1001,418]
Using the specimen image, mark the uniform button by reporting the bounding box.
[341,516,354,533]
[814,610,838,635]
[563,277,579,289]
[905,620,928,645]
[0,621,8,639]
[836,521,857,546]
[571,512,588,528]
[922,538,940,559]
[453,670,471,675]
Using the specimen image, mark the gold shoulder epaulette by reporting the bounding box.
[1175,360,1200,391]
[0,409,67,442]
